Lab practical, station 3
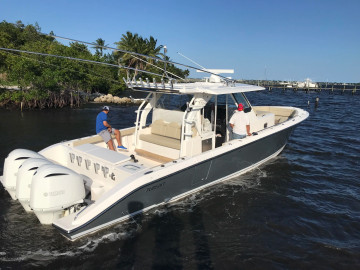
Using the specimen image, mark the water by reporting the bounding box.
[1,90,359,269]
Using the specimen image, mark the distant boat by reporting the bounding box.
[279,81,295,88]
[294,78,318,88]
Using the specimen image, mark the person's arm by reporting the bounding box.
[246,125,251,136]
[103,120,112,130]
[245,114,251,136]
[229,115,235,129]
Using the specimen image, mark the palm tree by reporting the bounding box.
[115,32,163,80]
[92,38,108,57]
[145,36,163,58]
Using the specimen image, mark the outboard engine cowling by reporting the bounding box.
[1,149,44,200]
[30,164,86,224]
[16,158,53,212]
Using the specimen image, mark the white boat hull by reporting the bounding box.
[53,124,297,240]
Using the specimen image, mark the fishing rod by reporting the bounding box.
[47,34,232,82]
[130,54,184,81]
[0,47,168,79]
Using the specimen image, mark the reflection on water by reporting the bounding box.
[1,91,360,268]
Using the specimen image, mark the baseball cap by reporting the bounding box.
[237,103,244,111]
[103,106,110,111]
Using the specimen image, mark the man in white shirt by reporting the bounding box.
[229,103,251,139]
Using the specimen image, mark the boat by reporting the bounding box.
[294,78,318,88]
[0,40,309,240]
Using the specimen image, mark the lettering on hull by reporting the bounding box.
[146,182,165,192]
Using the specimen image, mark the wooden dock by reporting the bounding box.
[256,84,358,95]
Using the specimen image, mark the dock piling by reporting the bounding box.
[315,97,319,108]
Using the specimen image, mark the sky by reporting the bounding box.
[1,0,359,82]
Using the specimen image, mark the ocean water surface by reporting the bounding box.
[0,89,359,269]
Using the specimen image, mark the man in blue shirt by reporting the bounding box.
[96,106,127,151]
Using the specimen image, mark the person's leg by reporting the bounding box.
[114,129,122,146]
[232,133,240,140]
[99,130,115,151]
[112,128,127,150]
[107,140,115,151]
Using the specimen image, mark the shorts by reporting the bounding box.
[98,128,115,143]
[232,133,246,140]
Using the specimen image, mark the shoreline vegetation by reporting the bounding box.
[0,88,142,110]
[0,20,189,110]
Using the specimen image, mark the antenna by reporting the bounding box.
[177,52,206,70]
[177,52,235,83]
[131,54,184,80]
[196,69,234,83]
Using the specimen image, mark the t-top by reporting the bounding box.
[229,110,250,135]
[96,111,108,134]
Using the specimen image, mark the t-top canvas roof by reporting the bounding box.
[125,80,265,95]
[178,82,265,95]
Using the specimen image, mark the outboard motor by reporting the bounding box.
[16,158,53,212]
[1,149,44,200]
[30,164,86,224]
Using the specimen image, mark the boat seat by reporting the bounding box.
[138,119,198,151]
[140,133,181,150]
[139,120,182,150]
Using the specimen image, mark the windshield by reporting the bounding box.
[232,93,250,109]
[155,94,192,111]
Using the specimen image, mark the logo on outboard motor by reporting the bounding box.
[43,190,65,197]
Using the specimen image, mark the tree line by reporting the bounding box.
[0,20,189,109]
